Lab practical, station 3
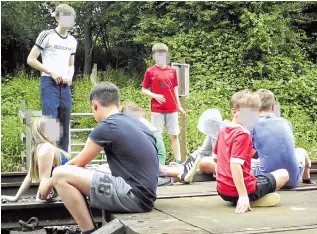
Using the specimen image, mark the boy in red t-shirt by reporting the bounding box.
[142,43,185,164]
[215,91,289,214]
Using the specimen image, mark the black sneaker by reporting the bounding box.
[179,153,201,183]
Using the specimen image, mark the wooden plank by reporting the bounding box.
[90,63,98,87]
[90,160,107,163]
[311,169,317,173]
[114,209,209,234]
[20,132,26,144]
[71,151,105,154]
[221,225,317,234]
[158,191,218,199]
[30,110,42,117]
[25,110,32,171]
[71,143,86,146]
[71,113,94,116]
[19,110,26,124]
[92,219,125,234]
[10,229,47,234]
[70,128,94,132]
[154,192,317,234]
[180,57,187,162]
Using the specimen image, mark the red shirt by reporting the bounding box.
[142,65,178,113]
[214,123,257,197]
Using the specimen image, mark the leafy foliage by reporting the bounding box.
[2,70,317,172]
[2,2,317,171]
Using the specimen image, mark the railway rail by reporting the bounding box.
[1,164,316,196]
[1,198,105,231]
[1,162,317,233]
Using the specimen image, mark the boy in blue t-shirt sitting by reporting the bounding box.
[252,89,314,188]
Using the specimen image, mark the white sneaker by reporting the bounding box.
[179,154,202,183]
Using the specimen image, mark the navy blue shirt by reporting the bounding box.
[89,113,159,211]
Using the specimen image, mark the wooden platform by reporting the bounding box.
[101,181,317,234]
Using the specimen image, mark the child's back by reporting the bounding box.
[215,123,257,197]
[252,114,299,188]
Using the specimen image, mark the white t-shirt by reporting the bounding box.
[35,28,77,79]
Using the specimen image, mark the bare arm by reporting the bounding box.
[1,171,32,202]
[230,163,251,214]
[37,144,55,200]
[174,87,185,115]
[66,138,103,167]
[141,87,156,99]
[174,87,181,109]
[141,87,165,104]
[66,55,75,85]
[27,46,62,84]
[230,163,248,196]
[27,46,51,74]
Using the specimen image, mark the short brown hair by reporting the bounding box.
[230,91,261,110]
[256,89,275,111]
[152,43,168,53]
[90,82,120,107]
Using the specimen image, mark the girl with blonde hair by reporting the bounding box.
[1,116,71,202]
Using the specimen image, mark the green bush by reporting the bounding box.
[1,68,317,172]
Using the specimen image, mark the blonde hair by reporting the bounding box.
[152,43,169,53]
[230,91,261,110]
[256,89,275,111]
[30,117,70,182]
[55,4,75,17]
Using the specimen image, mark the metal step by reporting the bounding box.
[91,159,107,163]
[71,143,86,146]
[70,128,94,132]
[71,113,94,116]
[70,151,105,154]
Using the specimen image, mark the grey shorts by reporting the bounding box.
[158,176,174,186]
[151,112,180,135]
[90,168,145,213]
[158,168,174,186]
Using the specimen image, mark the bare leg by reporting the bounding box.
[170,135,181,161]
[303,151,311,180]
[270,169,289,191]
[199,157,216,174]
[173,176,181,183]
[52,165,95,232]
[303,165,310,180]
[166,167,182,177]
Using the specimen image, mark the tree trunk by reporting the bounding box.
[83,11,92,75]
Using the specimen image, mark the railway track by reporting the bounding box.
[1,163,317,197]
[1,162,317,232]
[1,198,105,230]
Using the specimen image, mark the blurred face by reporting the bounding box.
[43,118,62,142]
[57,11,75,28]
[232,107,259,130]
[154,50,168,66]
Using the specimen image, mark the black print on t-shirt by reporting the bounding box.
[159,80,173,90]
[54,44,72,51]
[97,174,113,196]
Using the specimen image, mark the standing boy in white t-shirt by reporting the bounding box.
[27,4,77,152]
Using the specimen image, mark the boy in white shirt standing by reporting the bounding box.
[27,4,77,152]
